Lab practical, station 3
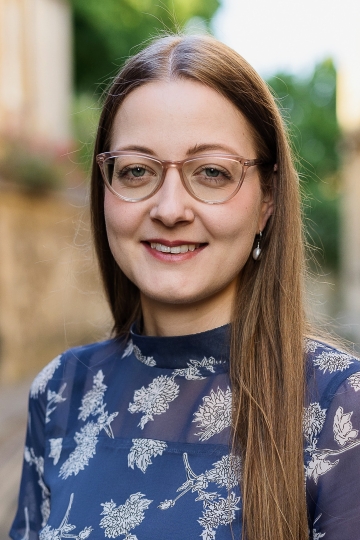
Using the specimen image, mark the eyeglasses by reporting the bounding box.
[96,151,264,204]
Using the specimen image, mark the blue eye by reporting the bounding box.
[130,167,146,177]
[204,168,220,177]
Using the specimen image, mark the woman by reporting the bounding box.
[11,34,360,540]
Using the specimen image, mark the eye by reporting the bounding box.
[203,167,221,178]
[192,164,233,183]
[127,166,146,178]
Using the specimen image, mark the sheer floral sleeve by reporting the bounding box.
[10,355,63,539]
[305,354,360,539]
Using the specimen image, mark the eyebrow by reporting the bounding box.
[114,143,239,157]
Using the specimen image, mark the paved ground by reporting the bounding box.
[0,378,31,540]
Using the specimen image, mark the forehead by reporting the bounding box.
[110,79,257,158]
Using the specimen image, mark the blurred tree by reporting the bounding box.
[267,60,341,269]
[70,0,220,93]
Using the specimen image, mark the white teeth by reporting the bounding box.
[149,243,199,253]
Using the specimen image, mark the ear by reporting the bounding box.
[258,192,274,232]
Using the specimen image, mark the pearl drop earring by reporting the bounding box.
[252,231,262,261]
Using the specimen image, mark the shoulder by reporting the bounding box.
[305,338,360,408]
[29,336,128,400]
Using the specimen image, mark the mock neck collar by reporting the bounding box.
[129,323,230,370]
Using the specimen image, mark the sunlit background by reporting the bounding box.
[0,0,359,536]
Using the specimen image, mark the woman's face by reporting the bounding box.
[104,80,273,333]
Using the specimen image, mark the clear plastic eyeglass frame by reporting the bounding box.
[96,151,264,204]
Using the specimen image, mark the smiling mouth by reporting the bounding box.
[148,242,202,254]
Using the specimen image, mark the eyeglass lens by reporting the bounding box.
[102,155,244,202]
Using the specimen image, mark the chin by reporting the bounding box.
[141,286,207,306]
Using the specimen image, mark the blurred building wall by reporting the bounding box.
[0,0,71,147]
[0,0,112,383]
[0,189,111,383]
[337,30,360,345]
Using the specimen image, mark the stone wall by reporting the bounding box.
[0,188,111,383]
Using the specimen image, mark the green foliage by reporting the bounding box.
[267,60,341,269]
[70,0,220,93]
[0,143,62,195]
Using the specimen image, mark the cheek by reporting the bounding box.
[104,193,137,241]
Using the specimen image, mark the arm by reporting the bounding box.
[9,355,63,539]
[306,373,360,539]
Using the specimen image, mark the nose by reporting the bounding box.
[149,167,195,227]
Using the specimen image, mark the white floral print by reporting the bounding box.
[122,340,156,366]
[78,371,107,421]
[59,370,118,479]
[312,514,326,539]
[133,345,156,367]
[199,492,240,540]
[40,493,92,540]
[49,438,63,465]
[100,493,152,539]
[303,402,327,444]
[24,447,50,526]
[173,357,223,380]
[122,340,134,358]
[128,376,179,429]
[30,355,62,398]
[46,383,67,423]
[159,452,240,539]
[333,406,359,446]
[305,405,360,483]
[348,372,360,391]
[128,439,167,473]
[193,387,232,441]
[304,340,319,354]
[313,350,353,373]
[20,507,30,540]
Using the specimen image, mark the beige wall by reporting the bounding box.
[0,189,111,383]
[0,0,71,147]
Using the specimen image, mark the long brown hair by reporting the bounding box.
[91,34,308,540]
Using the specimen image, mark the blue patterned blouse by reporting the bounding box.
[10,325,360,540]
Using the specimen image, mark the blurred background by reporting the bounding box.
[0,0,359,537]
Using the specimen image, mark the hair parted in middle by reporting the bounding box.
[91,34,308,540]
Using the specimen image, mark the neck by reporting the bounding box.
[140,288,235,337]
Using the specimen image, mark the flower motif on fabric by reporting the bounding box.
[78,371,108,421]
[304,340,319,354]
[173,357,223,380]
[21,507,30,540]
[30,355,62,398]
[158,453,240,540]
[128,375,179,429]
[305,404,360,484]
[303,402,327,444]
[122,340,134,358]
[312,514,326,539]
[128,439,167,473]
[193,387,232,441]
[348,372,360,392]
[40,493,92,540]
[59,370,118,479]
[313,350,353,373]
[333,406,358,446]
[199,492,240,540]
[24,447,50,526]
[133,345,156,367]
[46,383,67,423]
[100,493,152,539]
[49,438,63,465]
